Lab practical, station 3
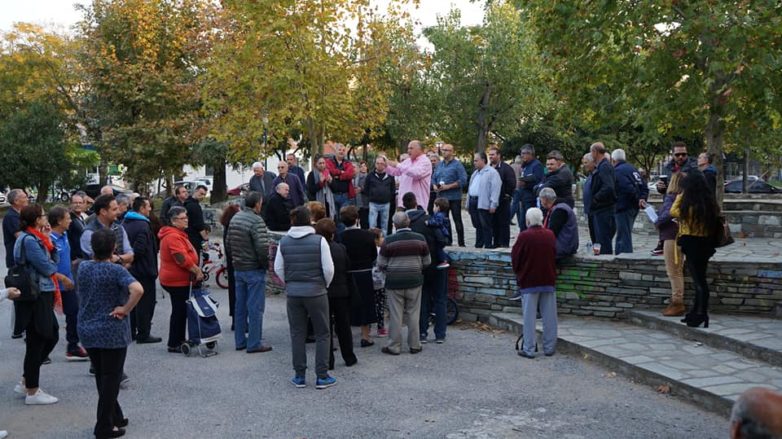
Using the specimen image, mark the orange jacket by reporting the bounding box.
[158,226,198,287]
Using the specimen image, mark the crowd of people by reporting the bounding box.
[0,138,761,438]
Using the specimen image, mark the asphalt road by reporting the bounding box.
[0,248,727,438]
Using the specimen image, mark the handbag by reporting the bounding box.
[713,215,734,248]
[4,235,41,301]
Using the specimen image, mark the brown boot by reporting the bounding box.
[662,300,685,317]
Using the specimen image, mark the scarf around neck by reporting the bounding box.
[313,167,336,220]
[26,227,62,313]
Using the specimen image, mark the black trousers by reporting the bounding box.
[446,198,465,246]
[23,320,58,389]
[87,347,126,437]
[491,197,511,247]
[329,297,356,367]
[163,285,190,348]
[359,207,369,230]
[679,236,715,315]
[131,275,158,339]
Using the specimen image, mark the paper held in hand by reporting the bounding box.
[644,205,658,223]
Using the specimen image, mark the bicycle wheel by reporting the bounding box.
[446,298,458,325]
[215,267,229,289]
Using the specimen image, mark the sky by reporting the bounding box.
[0,0,486,42]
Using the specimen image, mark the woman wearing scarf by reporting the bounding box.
[13,204,74,405]
[306,155,337,220]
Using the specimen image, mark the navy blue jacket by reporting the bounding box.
[614,161,648,212]
[122,212,159,279]
[590,158,616,212]
[519,159,544,204]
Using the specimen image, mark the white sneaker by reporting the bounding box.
[24,389,58,405]
[0,429,8,439]
[13,382,25,397]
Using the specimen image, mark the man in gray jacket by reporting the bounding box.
[274,206,336,389]
[226,191,272,353]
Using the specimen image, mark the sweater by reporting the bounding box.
[377,228,431,289]
[226,209,269,271]
[158,226,199,287]
[511,226,557,294]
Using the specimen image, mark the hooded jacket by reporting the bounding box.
[274,225,334,298]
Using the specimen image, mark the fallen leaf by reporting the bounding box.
[657,384,671,394]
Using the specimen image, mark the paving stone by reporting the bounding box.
[682,376,743,388]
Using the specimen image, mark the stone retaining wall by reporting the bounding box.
[450,250,782,323]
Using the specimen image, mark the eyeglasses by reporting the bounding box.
[174,216,188,221]
[674,153,687,157]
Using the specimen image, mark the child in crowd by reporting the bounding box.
[370,228,388,338]
[426,198,451,269]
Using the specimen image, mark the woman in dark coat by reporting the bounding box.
[315,218,358,368]
[220,203,241,330]
[338,206,377,347]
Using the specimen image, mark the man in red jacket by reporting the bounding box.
[324,143,356,226]
[510,207,558,359]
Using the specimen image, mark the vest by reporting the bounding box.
[279,233,326,298]
[85,219,125,255]
[552,203,579,259]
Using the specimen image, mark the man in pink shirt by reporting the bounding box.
[385,140,433,210]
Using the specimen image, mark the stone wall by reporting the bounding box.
[450,250,782,322]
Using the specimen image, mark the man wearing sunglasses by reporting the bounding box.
[656,142,698,194]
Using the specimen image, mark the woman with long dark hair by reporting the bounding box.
[220,203,241,330]
[670,170,721,328]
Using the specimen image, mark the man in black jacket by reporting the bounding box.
[488,146,517,248]
[541,150,575,208]
[160,185,188,226]
[589,142,617,255]
[68,191,89,261]
[264,182,294,231]
[184,185,209,259]
[122,197,162,343]
[364,156,395,235]
[402,192,449,344]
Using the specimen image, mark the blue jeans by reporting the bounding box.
[334,193,354,232]
[592,208,616,255]
[368,202,391,236]
[234,269,267,350]
[614,208,638,255]
[419,268,448,340]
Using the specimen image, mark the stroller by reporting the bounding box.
[181,283,222,357]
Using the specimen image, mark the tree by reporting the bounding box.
[422,3,551,153]
[77,0,211,190]
[203,0,417,164]
[0,100,71,202]
[518,0,782,200]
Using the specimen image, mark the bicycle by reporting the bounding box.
[200,241,229,289]
[427,267,460,327]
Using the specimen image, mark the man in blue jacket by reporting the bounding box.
[612,149,648,255]
[589,142,617,255]
[517,144,544,231]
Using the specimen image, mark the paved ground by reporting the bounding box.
[452,209,782,261]
[0,288,730,438]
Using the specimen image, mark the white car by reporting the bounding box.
[0,192,6,205]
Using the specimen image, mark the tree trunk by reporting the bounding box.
[98,156,109,186]
[742,147,750,194]
[165,174,174,197]
[475,83,492,153]
[705,79,727,205]
[211,157,227,203]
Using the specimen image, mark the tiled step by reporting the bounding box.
[490,312,782,416]
[628,309,782,368]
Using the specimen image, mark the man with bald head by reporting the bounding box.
[273,161,306,208]
[385,140,433,211]
[730,387,782,439]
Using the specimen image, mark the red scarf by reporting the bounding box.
[25,227,63,313]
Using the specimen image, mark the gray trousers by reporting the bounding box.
[521,292,558,356]
[386,286,422,354]
[286,295,330,378]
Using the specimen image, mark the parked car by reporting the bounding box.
[0,192,6,205]
[724,179,779,194]
[227,183,249,196]
[194,177,213,192]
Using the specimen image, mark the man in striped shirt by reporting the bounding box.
[378,212,431,356]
